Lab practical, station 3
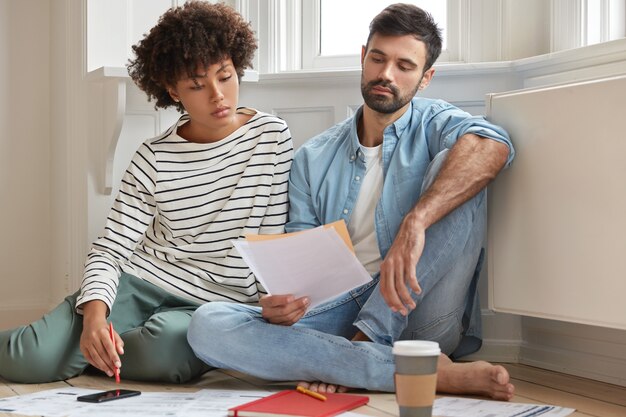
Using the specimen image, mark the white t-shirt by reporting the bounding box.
[347,144,383,275]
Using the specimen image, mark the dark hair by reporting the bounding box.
[127,1,257,112]
[365,3,442,71]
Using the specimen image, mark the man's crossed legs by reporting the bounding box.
[187,183,513,400]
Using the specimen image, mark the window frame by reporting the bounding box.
[300,0,460,70]
[582,0,626,46]
[239,0,625,75]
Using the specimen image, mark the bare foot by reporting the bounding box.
[436,356,514,400]
[297,381,349,394]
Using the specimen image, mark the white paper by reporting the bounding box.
[233,226,372,308]
[0,387,270,417]
[433,397,576,417]
[0,387,97,417]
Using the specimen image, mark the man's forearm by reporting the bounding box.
[407,133,510,230]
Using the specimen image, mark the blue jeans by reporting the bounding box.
[187,150,486,391]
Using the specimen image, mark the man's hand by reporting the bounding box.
[79,300,124,377]
[260,294,310,326]
[379,135,510,316]
[379,212,426,315]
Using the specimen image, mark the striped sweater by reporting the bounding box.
[76,109,293,311]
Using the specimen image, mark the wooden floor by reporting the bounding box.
[1,364,625,417]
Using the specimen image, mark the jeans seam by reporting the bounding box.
[293,326,393,364]
[411,306,464,335]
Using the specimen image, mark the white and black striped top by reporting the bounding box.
[76,109,293,311]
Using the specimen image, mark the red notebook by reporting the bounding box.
[228,390,369,417]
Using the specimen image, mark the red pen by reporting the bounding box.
[109,322,120,384]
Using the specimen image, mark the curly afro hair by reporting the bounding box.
[127,1,257,112]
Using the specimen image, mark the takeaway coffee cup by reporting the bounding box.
[392,340,440,417]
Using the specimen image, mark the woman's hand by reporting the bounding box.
[79,300,124,377]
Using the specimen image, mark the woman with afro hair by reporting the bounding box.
[0,1,292,384]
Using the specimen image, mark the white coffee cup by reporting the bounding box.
[392,340,440,417]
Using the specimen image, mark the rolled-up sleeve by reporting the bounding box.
[425,101,515,167]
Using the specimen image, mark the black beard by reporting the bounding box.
[361,78,420,114]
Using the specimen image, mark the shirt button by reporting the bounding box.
[343,209,348,214]
[355,176,361,181]
[350,155,355,161]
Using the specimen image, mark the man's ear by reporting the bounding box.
[418,68,435,90]
[361,45,366,67]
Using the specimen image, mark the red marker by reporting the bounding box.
[109,322,120,384]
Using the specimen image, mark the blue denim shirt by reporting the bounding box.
[286,98,514,260]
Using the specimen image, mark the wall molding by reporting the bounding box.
[464,339,521,364]
[520,344,626,387]
[87,70,127,195]
[521,316,626,387]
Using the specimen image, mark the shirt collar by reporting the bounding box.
[349,100,414,162]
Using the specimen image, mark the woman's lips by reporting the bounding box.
[212,107,230,118]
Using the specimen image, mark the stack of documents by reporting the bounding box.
[233,221,372,309]
[0,387,270,417]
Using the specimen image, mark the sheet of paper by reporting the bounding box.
[233,226,372,308]
[173,389,269,417]
[433,397,575,417]
[0,387,97,417]
[0,387,270,417]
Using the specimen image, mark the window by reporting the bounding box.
[242,0,626,75]
[319,1,447,57]
[302,0,453,70]
[583,0,626,46]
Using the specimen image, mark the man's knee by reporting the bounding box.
[402,309,464,356]
[187,302,259,369]
[188,302,240,351]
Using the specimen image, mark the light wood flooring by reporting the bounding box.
[1,363,625,417]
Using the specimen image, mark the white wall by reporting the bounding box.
[0,0,52,328]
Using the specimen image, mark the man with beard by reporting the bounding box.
[188,3,516,400]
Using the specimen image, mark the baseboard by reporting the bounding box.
[462,339,521,363]
[520,342,626,387]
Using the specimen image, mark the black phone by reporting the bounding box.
[76,389,141,403]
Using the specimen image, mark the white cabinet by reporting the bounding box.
[487,75,626,330]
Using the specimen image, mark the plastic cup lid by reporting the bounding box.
[392,340,441,356]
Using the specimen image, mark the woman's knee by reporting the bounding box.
[120,312,208,383]
[0,326,84,383]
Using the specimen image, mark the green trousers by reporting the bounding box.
[0,273,212,383]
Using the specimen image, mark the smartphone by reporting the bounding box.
[77,389,141,403]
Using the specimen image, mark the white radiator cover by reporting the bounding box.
[487,75,626,330]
